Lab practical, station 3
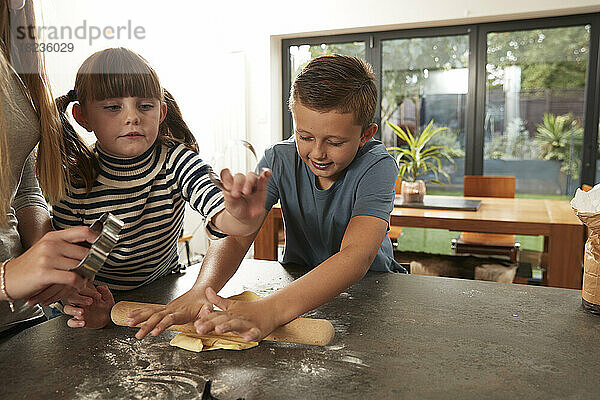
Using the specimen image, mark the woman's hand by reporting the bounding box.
[3,226,97,301]
[127,289,214,339]
[63,283,114,329]
[194,287,280,342]
[214,168,271,236]
[27,284,91,307]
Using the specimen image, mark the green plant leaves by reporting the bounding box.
[535,112,583,177]
[386,120,456,184]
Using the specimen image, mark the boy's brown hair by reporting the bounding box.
[289,54,377,132]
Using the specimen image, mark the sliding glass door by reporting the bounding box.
[483,25,590,196]
[289,42,366,82]
[283,13,600,195]
[381,34,469,192]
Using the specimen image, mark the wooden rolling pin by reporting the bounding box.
[111,300,335,346]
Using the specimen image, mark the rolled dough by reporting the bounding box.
[169,290,261,352]
[170,333,259,351]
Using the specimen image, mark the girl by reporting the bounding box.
[0,0,94,337]
[46,47,270,329]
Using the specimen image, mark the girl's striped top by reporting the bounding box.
[51,142,226,290]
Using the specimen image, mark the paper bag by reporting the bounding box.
[571,186,600,311]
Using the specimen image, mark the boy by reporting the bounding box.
[129,54,405,341]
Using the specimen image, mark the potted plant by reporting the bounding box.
[535,113,583,177]
[387,120,456,203]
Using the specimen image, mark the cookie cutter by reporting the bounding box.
[73,212,124,279]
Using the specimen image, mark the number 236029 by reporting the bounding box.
[19,42,74,53]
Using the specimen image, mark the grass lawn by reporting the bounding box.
[395,188,571,254]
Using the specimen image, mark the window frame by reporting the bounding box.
[282,12,600,185]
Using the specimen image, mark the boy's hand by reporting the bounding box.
[63,284,114,329]
[194,287,279,342]
[127,289,214,339]
[218,168,271,235]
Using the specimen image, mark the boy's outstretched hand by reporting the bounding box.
[214,168,272,236]
[194,287,279,342]
[63,283,115,329]
[126,289,214,339]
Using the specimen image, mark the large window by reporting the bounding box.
[381,34,469,191]
[483,25,590,196]
[282,13,600,197]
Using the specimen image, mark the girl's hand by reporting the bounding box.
[63,284,114,329]
[127,289,214,339]
[3,226,98,301]
[217,168,272,236]
[194,287,279,342]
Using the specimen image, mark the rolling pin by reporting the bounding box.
[111,300,335,346]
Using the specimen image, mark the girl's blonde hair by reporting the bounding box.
[57,47,198,193]
[0,1,65,226]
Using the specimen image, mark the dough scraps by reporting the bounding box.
[170,333,258,351]
[169,290,261,352]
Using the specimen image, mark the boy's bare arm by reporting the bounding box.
[269,215,387,322]
[194,215,387,341]
[128,231,257,339]
[190,233,256,294]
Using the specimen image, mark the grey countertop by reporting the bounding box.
[1,259,599,399]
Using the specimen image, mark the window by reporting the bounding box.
[289,42,366,82]
[483,25,590,196]
[282,13,600,197]
[381,34,470,191]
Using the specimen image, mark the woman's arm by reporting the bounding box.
[1,226,97,301]
[16,205,52,248]
[13,151,52,248]
[8,152,90,305]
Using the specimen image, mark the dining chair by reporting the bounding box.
[451,176,520,263]
[178,232,194,269]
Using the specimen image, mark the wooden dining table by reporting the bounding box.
[254,196,585,289]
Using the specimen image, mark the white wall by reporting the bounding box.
[39,0,600,160]
[37,0,600,259]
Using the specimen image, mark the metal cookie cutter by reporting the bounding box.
[73,212,124,279]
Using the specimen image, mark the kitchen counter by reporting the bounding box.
[1,259,599,399]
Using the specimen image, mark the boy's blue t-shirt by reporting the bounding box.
[257,137,405,272]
